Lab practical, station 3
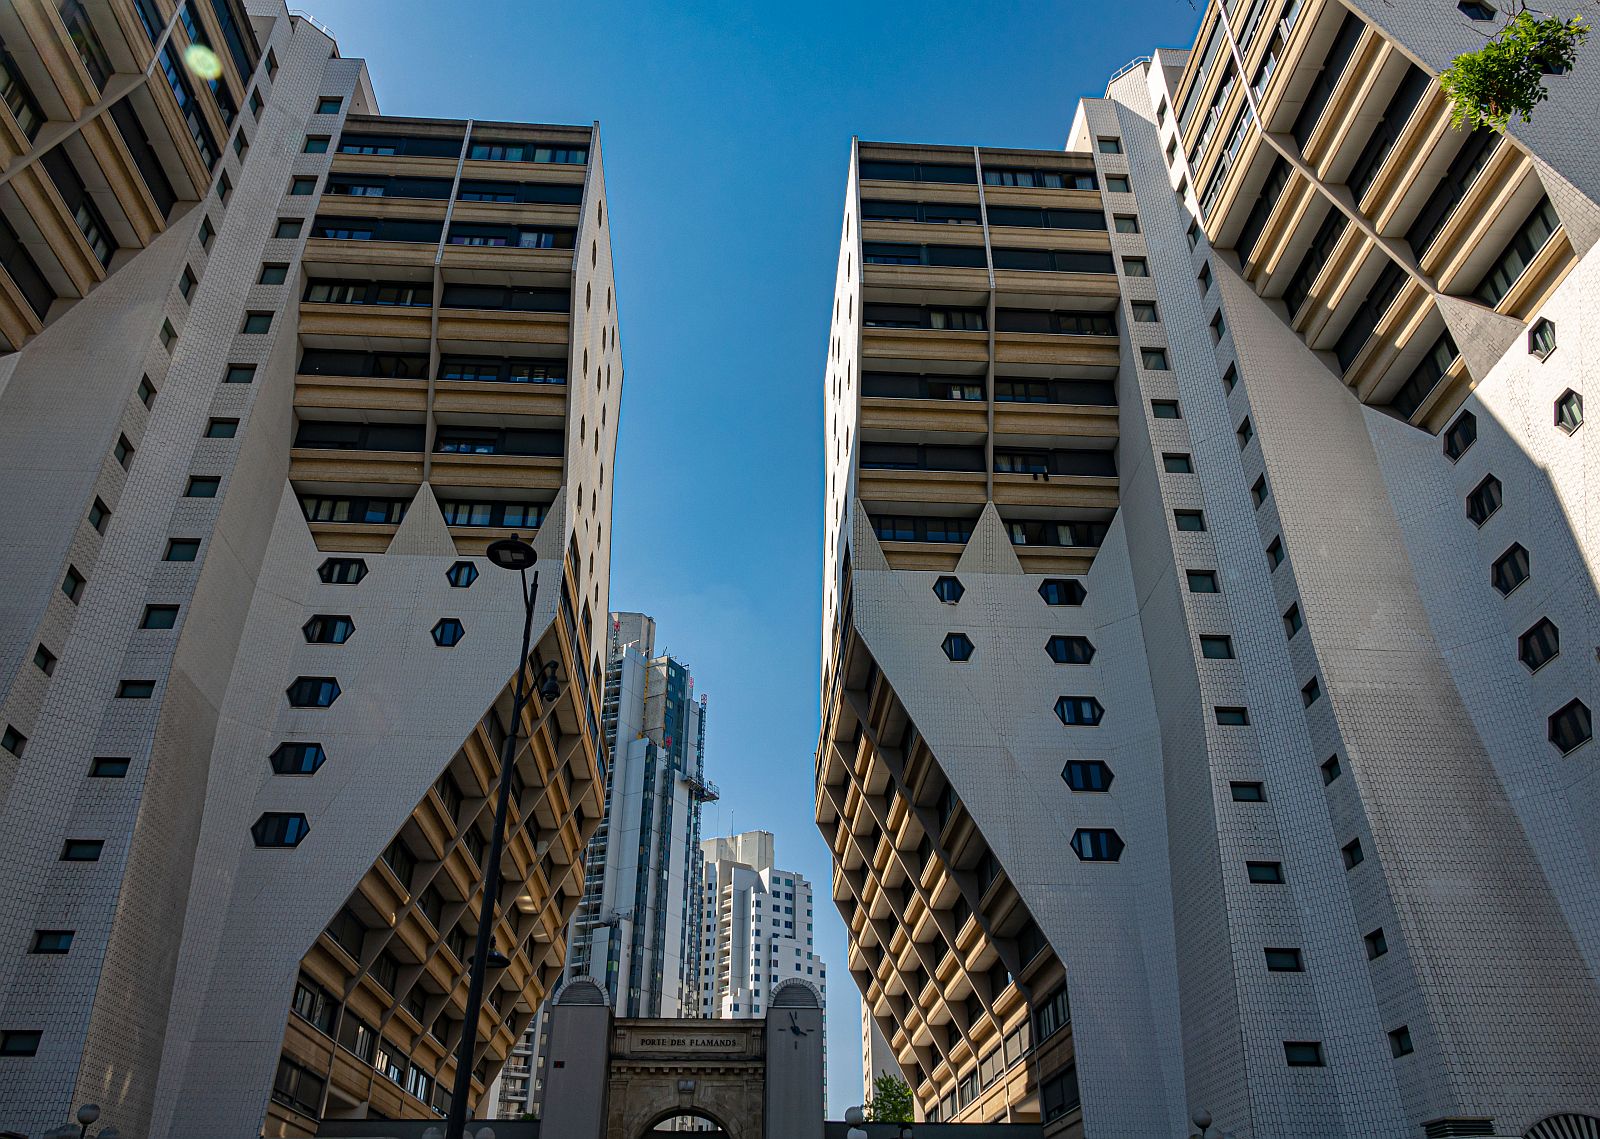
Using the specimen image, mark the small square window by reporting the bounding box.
[141,604,179,629]
[224,364,256,384]
[266,48,279,77]
[1321,755,1342,784]
[0,1031,42,1056]
[1267,537,1284,569]
[1302,676,1321,705]
[90,756,130,777]
[241,311,272,333]
[199,216,214,249]
[316,96,343,114]
[206,418,239,438]
[1200,635,1234,659]
[33,645,55,675]
[1222,363,1237,392]
[1176,175,1189,198]
[1264,947,1302,970]
[1199,263,1213,292]
[137,376,157,408]
[1152,398,1181,418]
[1284,1041,1324,1066]
[1114,214,1140,233]
[1283,603,1302,637]
[114,434,134,468]
[1251,475,1269,507]
[31,930,73,954]
[250,88,263,118]
[1123,256,1149,277]
[1216,706,1250,725]
[233,130,247,158]
[1187,219,1200,246]
[1132,301,1159,322]
[60,839,103,862]
[1247,860,1283,883]
[1187,570,1219,593]
[1163,452,1193,473]
[1211,310,1226,341]
[179,267,196,300]
[1231,781,1265,801]
[216,171,231,202]
[259,263,288,284]
[165,539,201,562]
[88,498,109,533]
[275,218,304,238]
[1237,418,1254,448]
[160,320,177,350]
[1342,838,1364,869]
[1388,1026,1413,1057]
[1364,927,1388,958]
[1098,137,1122,154]
[185,476,220,498]
[1107,175,1131,193]
[1142,348,1170,370]
[117,679,155,699]
[2,726,24,757]
[62,567,85,603]
[303,136,329,154]
[290,175,317,196]
[1174,510,1206,532]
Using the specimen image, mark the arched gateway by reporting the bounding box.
[538,977,824,1139]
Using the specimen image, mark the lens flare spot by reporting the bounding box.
[183,43,223,81]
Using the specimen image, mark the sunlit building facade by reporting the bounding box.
[816,1,1600,1135]
[0,3,620,1136]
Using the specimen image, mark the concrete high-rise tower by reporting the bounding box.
[0,4,621,1136]
[816,1,1600,1135]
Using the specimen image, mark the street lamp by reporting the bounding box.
[442,536,561,1139]
[44,1105,118,1139]
[844,1105,867,1139]
[1191,1108,1213,1139]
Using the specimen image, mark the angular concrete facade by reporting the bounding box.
[0,4,620,1136]
[816,2,1600,1136]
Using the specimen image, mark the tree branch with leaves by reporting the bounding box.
[864,1072,915,1123]
[1439,3,1588,131]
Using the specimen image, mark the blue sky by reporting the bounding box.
[309,0,1201,1115]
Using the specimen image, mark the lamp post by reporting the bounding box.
[443,535,560,1139]
[43,1105,118,1139]
[1191,1108,1213,1139]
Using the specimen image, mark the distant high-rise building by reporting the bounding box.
[816,0,1600,1134]
[862,1008,898,1106]
[0,5,620,1137]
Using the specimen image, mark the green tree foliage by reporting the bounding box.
[1440,6,1588,131]
[865,1072,915,1123]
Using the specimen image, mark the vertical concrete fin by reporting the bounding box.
[955,503,1023,574]
[386,483,456,556]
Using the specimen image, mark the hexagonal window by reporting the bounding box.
[1054,696,1104,725]
[318,557,367,584]
[303,614,354,644]
[1492,543,1530,596]
[446,561,479,588]
[251,811,310,847]
[1549,699,1592,755]
[1529,317,1556,360]
[1519,618,1559,672]
[1555,389,1583,434]
[932,575,965,604]
[1443,410,1476,462]
[270,742,326,774]
[432,618,466,647]
[1061,759,1114,792]
[1046,635,1095,664]
[1071,828,1124,861]
[1466,475,1502,526]
[286,676,340,707]
[1039,578,1086,606]
[941,632,974,662]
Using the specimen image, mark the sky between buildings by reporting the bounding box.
[308,0,1203,1114]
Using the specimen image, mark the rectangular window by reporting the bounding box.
[1142,348,1170,370]
[316,96,343,114]
[1267,537,1284,568]
[89,498,109,532]
[1163,453,1193,473]
[1199,263,1213,291]
[1123,256,1149,276]
[274,217,303,238]
[1215,706,1250,725]
[1247,860,1284,883]
[1151,399,1181,418]
[90,756,130,777]
[1265,947,1303,971]
[1113,214,1140,233]
[224,364,256,383]
[289,175,317,195]
[1302,676,1322,705]
[1186,570,1218,593]
[141,604,179,629]
[61,839,103,862]
[1389,1026,1414,1057]
[1222,363,1237,391]
[1284,1041,1325,1066]
[1097,137,1122,154]
[1365,928,1388,958]
[0,1031,41,1056]
[1,726,23,757]
[216,171,230,202]
[1322,755,1342,784]
[1283,604,1302,637]
[1237,418,1253,447]
[1174,510,1206,532]
[1106,175,1130,192]
[1231,780,1266,801]
[233,130,247,158]
[1201,635,1235,659]
[1342,838,1364,869]
[33,645,55,675]
[1211,311,1226,341]
[250,88,263,117]
[1252,475,1269,507]
[1132,301,1159,322]
[185,476,220,498]
[303,135,329,153]
[241,311,272,333]
[199,216,214,248]
[179,267,196,299]
[206,418,239,438]
[137,376,157,407]
[1474,196,1560,307]
[165,539,200,561]
[31,930,73,954]
[259,262,288,284]
[114,434,134,468]
[117,679,155,699]
[160,320,176,350]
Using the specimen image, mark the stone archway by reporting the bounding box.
[638,1105,733,1136]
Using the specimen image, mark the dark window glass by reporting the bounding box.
[1247,860,1284,883]
[1392,331,1459,420]
[252,812,310,846]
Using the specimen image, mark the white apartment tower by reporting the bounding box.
[817,0,1600,1135]
[0,4,621,1136]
